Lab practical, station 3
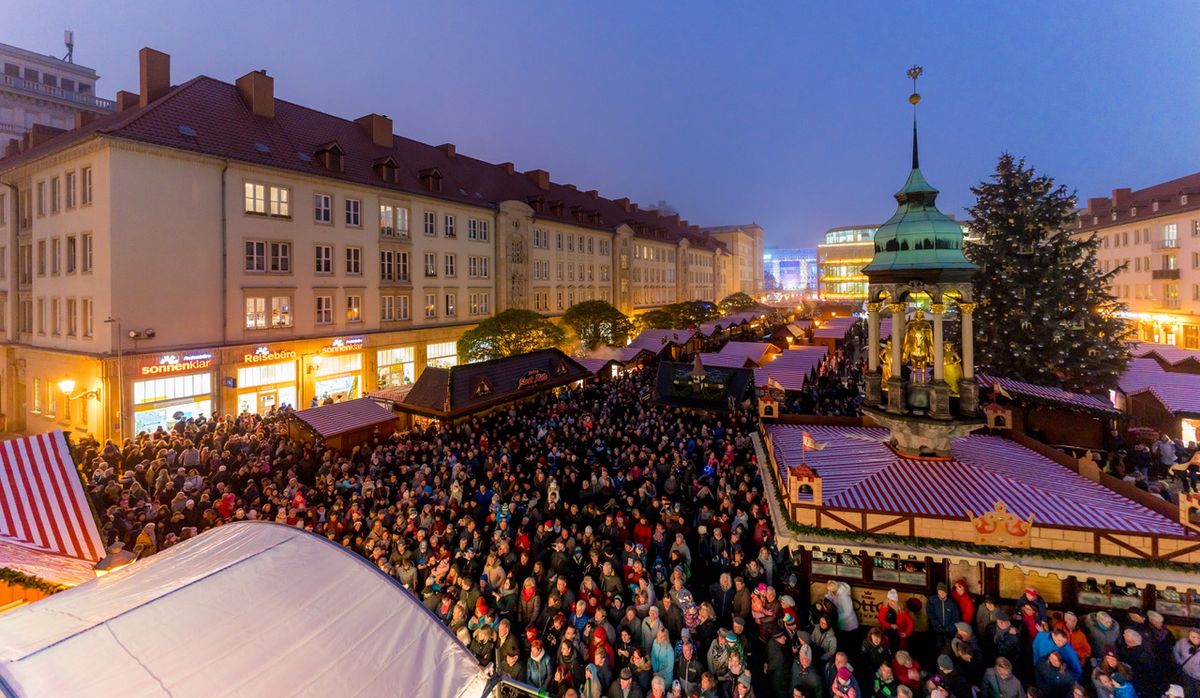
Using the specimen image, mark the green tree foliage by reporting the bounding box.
[719,292,759,316]
[639,309,675,330]
[562,300,634,350]
[668,300,720,326]
[965,154,1130,393]
[456,309,566,363]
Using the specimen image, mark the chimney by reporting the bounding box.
[668,213,681,225]
[354,114,392,148]
[564,184,577,191]
[1111,188,1132,210]
[236,70,274,119]
[116,90,139,112]
[5,138,19,158]
[74,111,99,129]
[1086,197,1108,213]
[586,189,598,199]
[438,143,456,158]
[525,169,550,191]
[615,197,631,212]
[29,124,66,148]
[499,162,515,175]
[138,47,171,107]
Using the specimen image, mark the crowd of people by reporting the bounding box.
[69,348,1200,698]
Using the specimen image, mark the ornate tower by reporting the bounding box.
[860,67,982,455]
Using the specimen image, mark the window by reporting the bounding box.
[534,229,548,248]
[345,246,361,275]
[470,292,490,315]
[63,172,76,210]
[468,219,478,240]
[0,247,5,279]
[587,237,594,254]
[444,214,456,237]
[64,298,76,337]
[1156,587,1200,621]
[556,290,563,310]
[346,294,362,323]
[66,236,76,273]
[0,192,5,225]
[425,293,437,319]
[398,295,410,320]
[424,252,437,277]
[469,256,490,278]
[37,297,45,334]
[270,242,291,272]
[445,293,456,317]
[36,181,45,217]
[381,295,394,321]
[396,207,409,237]
[18,298,31,334]
[555,232,563,250]
[51,238,60,275]
[245,297,267,329]
[345,198,361,226]
[556,262,563,281]
[243,242,265,272]
[36,240,45,276]
[398,252,409,281]
[444,254,456,277]
[32,378,41,413]
[423,211,436,236]
[568,264,575,281]
[244,183,266,214]
[50,298,60,335]
[568,235,574,252]
[82,233,92,272]
[315,245,332,274]
[380,251,395,281]
[315,295,332,324]
[600,240,609,256]
[50,177,60,213]
[82,298,93,337]
[477,219,489,241]
[1164,223,1179,247]
[19,244,31,284]
[314,194,332,223]
[81,167,92,205]
[426,341,457,368]
[379,204,394,236]
[271,296,292,327]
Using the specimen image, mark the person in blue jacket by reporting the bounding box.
[928,583,962,649]
[1032,628,1082,680]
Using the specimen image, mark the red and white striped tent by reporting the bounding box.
[0,432,103,588]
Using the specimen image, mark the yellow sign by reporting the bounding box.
[808,583,924,627]
[243,346,298,364]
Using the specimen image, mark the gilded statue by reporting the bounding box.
[943,342,962,396]
[880,339,893,383]
[902,309,935,384]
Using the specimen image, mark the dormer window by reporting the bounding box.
[570,206,585,221]
[373,156,399,184]
[1092,216,1098,225]
[315,142,345,172]
[549,201,564,216]
[527,196,545,213]
[586,210,601,224]
[1153,201,1160,212]
[1183,194,1190,206]
[1111,211,1118,221]
[419,167,443,193]
[1130,206,1137,216]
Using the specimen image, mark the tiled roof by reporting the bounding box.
[1076,172,1200,234]
[0,76,724,250]
[1117,358,1200,395]
[399,349,589,418]
[292,398,396,439]
[1130,342,1200,368]
[977,374,1120,415]
[628,329,696,355]
[697,352,756,369]
[1130,384,1200,417]
[753,346,829,390]
[767,425,1185,536]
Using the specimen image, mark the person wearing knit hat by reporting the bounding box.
[937,655,954,672]
[929,581,961,650]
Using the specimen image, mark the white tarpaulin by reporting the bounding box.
[0,522,492,698]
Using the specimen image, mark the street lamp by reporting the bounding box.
[58,379,100,421]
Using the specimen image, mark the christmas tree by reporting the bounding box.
[965,154,1130,393]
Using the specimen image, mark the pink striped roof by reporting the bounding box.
[0,431,104,563]
[755,346,829,390]
[813,316,859,339]
[698,352,755,368]
[977,374,1120,414]
[767,425,1185,536]
[628,329,696,354]
[1131,342,1200,366]
[1118,358,1200,395]
[717,341,779,366]
[1130,383,1200,416]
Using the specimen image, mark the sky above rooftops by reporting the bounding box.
[9,1,1200,246]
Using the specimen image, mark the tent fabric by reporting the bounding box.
[976,374,1121,415]
[0,522,491,698]
[0,430,103,564]
[291,397,397,438]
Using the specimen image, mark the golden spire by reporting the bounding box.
[906,65,923,169]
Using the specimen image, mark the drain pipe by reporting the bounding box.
[220,160,229,414]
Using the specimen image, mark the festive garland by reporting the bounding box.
[0,567,66,595]
[760,444,1200,574]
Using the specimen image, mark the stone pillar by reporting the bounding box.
[865,301,882,405]
[886,302,907,414]
[929,303,951,420]
[958,302,979,415]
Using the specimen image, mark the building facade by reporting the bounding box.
[1,40,113,140]
[763,247,817,294]
[1074,173,1200,348]
[0,48,753,442]
[817,225,877,301]
[702,224,764,300]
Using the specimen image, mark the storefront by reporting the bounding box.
[376,347,415,389]
[312,337,365,404]
[237,345,299,415]
[426,341,458,369]
[132,351,216,433]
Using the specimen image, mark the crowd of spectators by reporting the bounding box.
[69,355,1200,698]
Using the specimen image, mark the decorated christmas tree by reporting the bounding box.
[965,154,1130,393]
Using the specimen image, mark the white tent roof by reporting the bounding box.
[0,522,492,698]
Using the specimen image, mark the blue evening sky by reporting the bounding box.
[8,1,1200,246]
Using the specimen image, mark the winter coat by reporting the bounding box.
[793,659,825,698]
[526,652,554,690]
[828,583,859,632]
[1034,658,1076,698]
[606,680,645,698]
[982,668,1023,698]
[877,605,914,642]
[812,626,839,663]
[1083,613,1121,658]
[707,639,730,677]
[1031,632,1082,679]
[926,594,961,636]
[677,653,705,694]
[1174,636,1200,682]
[1120,642,1164,698]
[650,638,675,685]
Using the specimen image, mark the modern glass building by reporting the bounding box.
[763,247,817,294]
[817,225,878,301]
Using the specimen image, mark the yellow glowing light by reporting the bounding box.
[58,379,76,396]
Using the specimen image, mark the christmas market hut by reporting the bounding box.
[976,374,1121,452]
[287,397,398,452]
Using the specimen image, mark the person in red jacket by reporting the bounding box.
[632,515,653,550]
[878,589,915,650]
[951,578,976,625]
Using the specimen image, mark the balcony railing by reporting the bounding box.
[1,74,115,111]
[0,121,22,135]
[1152,268,1181,280]
[1154,238,1180,250]
[1163,298,1182,310]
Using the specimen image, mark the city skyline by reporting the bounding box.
[8,2,1200,247]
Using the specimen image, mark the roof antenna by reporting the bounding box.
[63,30,75,63]
[907,65,923,170]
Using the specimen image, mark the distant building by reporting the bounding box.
[703,224,765,299]
[817,225,878,301]
[763,247,817,294]
[1,37,113,140]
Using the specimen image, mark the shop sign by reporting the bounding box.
[320,336,365,354]
[516,368,549,390]
[243,345,298,364]
[807,582,923,628]
[139,352,214,376]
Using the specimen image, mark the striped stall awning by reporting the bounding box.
[813,316,858,339]
[1132,384,1200,417]
[717,341,778,367]
[0,431,104,564]
[766,424,1185,536]
[1131,342,1200,366]
[1117,358,1200,399]
[977,374,1120,415]
[754,346,829,390]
